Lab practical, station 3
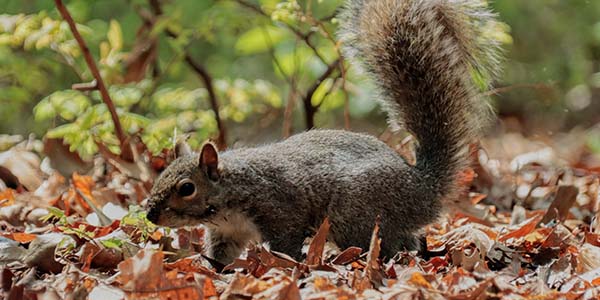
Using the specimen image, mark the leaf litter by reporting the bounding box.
[0,130,599,299]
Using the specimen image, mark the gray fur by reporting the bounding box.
[146,0,502,264]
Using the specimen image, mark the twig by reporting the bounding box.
[147,0,227,149]
[483,82,555,97]
[341,60,351,130]
[303,59,340,129]
[182,56,227,149]
[54,0,128,152]
[72,80,97,92]
[310,19,351,129]
[259,26,297,137]
[74,188,112,226]
[234,0,328,65]
[234,0,350,130]
[283,78,298,138]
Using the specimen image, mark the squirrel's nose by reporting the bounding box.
[146,206,159,224]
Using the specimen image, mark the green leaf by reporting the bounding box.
[107,19,122,51]
[235,25,287,55]
[100,238,123,249]
[319,89,345,111]
[311,77,334,107]
[41,207,67,224]
[109,86,144,108]
[46,123,80,138]
[34,90,91,121]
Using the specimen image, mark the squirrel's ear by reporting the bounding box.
[199,142,219,181]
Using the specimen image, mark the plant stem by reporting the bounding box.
[54,0,128,152]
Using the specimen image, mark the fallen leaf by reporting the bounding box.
[306,217,330,266]
[408,272,432,289]
[498,214,544,242]
[118,249,205,299]
[2,232,37,243]
[539,185,578,226]
[0,189,15,206]
[331,246,362,265]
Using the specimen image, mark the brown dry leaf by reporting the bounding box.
[498,214,544,242]
[24,233,75,273]
[165,255,218,278]
[2,232,37,243]
[0,189,15,206]
[271,279,301,300]
[421,256,449,273]
[118,249,204,299]
[585,232,600,247]
[223,244,298,278]
[441,269,475,294]
[470,193,487,205]
[79,242,123,271]
[118,249,165,291]
[0,166,23,191]
[33,171,66,201]
[220,272,270,299]
[353,219,383,291]
[0,148,43,191]
[256,247,298,270]
[43,138,93,177]
[450,245,483,272]
[408,272,432,289]
[438,223,495,257]
[97,141,154,183]
[446,278,492,300]
[331,246,362,265]
[306,217,330,266]
[72,173,95,200]
[577,243,600,273]
[539,185,578,226]
[88,284,127,300]
[202,277,218,299]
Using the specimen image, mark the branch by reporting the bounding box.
[182,55,227,149]
[235,0,350,129]
[483,82,555,97]
[72,80,98,92]
[54,0,128,152]
[147,0,227,149]
[234,0,328,64]
[303,59,340,129]
[282,78,298,138]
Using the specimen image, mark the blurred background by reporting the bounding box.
[1,0,600,158]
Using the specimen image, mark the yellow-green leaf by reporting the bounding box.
[107,19,122,51]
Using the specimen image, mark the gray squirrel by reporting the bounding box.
[146,0,502,264]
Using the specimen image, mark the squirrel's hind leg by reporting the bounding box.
[379,231,421,260]
[265,230,306,261]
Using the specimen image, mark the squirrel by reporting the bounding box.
[145,0,502,264]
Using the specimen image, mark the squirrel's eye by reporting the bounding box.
[177,181,196,198]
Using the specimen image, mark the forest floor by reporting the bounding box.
[1,128,600,299]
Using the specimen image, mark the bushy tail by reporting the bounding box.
[339,0,502,200]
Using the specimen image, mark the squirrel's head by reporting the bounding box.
[146,142,221,227]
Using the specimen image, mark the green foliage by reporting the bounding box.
[2,0,359,156]
[122,205,158,241]
[4,0,597,156]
